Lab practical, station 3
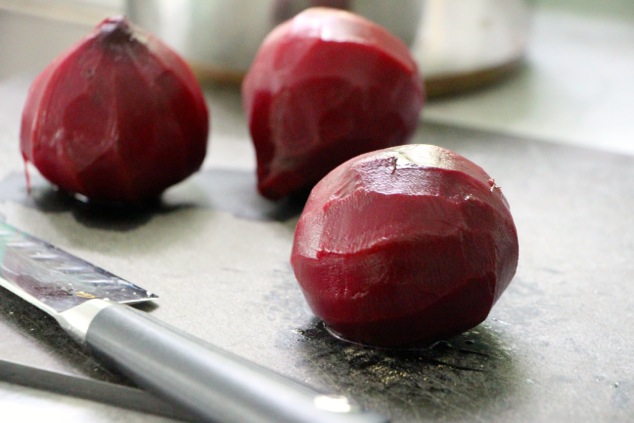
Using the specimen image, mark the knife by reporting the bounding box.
[0,221,388,423]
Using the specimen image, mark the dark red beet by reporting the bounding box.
[242,7,424,200]
[291,144,519,348]
[20,16,209,204]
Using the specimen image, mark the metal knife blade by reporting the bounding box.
[0,221,388,423]
[0,221,157,314]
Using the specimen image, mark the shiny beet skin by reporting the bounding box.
[291,144,519,348]
[20,16,209,204]
[242,8,424,200]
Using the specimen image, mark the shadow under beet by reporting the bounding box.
[293,320,522,422]
[0,168,305,231]
[174,167,307,222]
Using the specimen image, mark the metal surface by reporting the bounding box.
[126,0,532,94]
[126,0,424,82]
[412,0,533,92]
[0,221,157,313]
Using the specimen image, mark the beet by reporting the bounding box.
[291,144,519,348]
[20,16,209,204]
[242,7,424,200]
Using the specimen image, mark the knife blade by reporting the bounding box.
[0,221,388,423]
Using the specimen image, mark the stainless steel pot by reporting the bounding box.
[127,0,424,83]
[127,0,532,96]
[413,0,533,96]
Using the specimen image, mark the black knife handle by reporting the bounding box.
[83,302,389,423]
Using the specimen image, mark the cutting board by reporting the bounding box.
[0,83,632,422]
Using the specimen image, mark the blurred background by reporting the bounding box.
[1,0,633,156]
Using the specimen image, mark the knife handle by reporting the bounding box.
[69,300,388,423]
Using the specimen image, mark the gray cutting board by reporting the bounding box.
[0,84,632,422]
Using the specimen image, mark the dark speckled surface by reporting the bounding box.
[1,85,633,422]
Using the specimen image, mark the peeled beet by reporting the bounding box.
[291,144,519,348]
[20,16,209,204]
[242,7,424,200]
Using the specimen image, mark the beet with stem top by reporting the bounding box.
[20,16,209,204]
